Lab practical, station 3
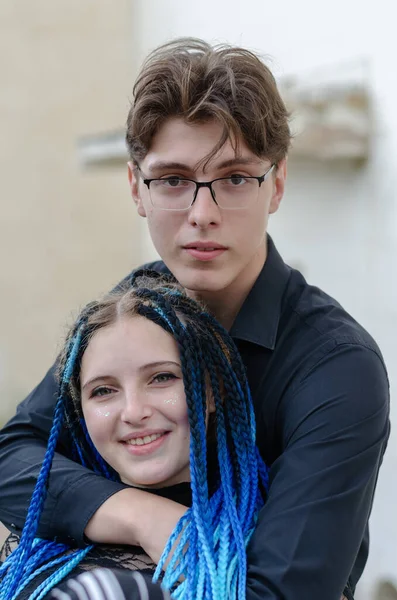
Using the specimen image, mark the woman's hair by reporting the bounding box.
[0,272,268,600]
[126,37,291,168]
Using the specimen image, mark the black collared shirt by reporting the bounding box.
[0,237,390,600]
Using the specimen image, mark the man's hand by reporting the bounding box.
[84,488,188,563]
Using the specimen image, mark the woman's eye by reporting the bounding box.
[152,372,177,384]
[91,386,114,398]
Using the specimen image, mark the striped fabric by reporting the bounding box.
[50,569,170,600]
[50,568,351,600]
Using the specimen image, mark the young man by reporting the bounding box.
[0,39,390,600]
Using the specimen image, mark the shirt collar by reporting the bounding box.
[230,236,291,350]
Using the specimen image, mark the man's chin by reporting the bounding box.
[175,268,228,295]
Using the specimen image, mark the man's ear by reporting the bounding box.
[127,162,147,218]
[269,158,287,215]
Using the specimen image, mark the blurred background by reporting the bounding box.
[0,1,396,597]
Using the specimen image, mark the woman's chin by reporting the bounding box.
[120,471,189,489]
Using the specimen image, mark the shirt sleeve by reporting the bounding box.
[245,342,390,600]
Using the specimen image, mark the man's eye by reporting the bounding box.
[91,386,114,398]
[161,177,182,187]
[152,373,177,384]
[229,174,247,185]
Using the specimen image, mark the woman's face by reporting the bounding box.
[80,315,191,488]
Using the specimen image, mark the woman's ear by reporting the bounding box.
[127,162,147,218]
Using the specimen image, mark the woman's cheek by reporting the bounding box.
[94,404,113,418]
[163,395,178,407]
[162,392,189,422]
[83,404,117,444]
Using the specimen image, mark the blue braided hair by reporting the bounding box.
[0,322,94,600]
[0,271,269,600]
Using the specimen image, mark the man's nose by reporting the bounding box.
[120,391,153,424]
[187,185,221,228]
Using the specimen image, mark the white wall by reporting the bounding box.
[130,1,397,597]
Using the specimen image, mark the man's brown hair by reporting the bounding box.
[126,37,291,167]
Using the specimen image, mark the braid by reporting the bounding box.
[144,291,268,600]
[204,346,247,598]
[135,291,220,597]
[25,546,92,600]
[181,326,219,598]
[0,327,95,600]
[206,339,257,524]
[79,418,118,480]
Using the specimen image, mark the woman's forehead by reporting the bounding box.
[80,316,181,380]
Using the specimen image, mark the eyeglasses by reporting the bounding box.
[140,164,275,211]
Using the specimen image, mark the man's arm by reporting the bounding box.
[84,487,188,563]
[246,343,390,600]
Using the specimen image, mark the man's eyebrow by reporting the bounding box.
[147,157,263,175]
[146,161,193,174]
[216,157,264,169]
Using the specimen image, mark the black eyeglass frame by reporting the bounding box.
[139,164,276,210]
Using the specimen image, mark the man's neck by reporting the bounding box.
[188,243,268,330]
[194,290,243,331]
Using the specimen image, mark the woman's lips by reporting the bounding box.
[121,432,169,456]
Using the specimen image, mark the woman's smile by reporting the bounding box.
[121,431,170,455]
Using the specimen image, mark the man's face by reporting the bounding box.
[129,118,286,296]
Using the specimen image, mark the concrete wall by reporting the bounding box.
[0,1,144,422]
[128,1,397,597]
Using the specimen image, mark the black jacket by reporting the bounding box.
[0,237,390,600]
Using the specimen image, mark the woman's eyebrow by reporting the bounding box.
[81,375,114,390]
[140,360,181,371]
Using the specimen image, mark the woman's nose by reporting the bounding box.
[120,391,153,424]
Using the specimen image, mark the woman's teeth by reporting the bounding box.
[125,433,163,446]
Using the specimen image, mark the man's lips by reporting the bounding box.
[183,242,227,262]
[184,242,227,250]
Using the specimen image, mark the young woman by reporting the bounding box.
[0,272,268,600]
